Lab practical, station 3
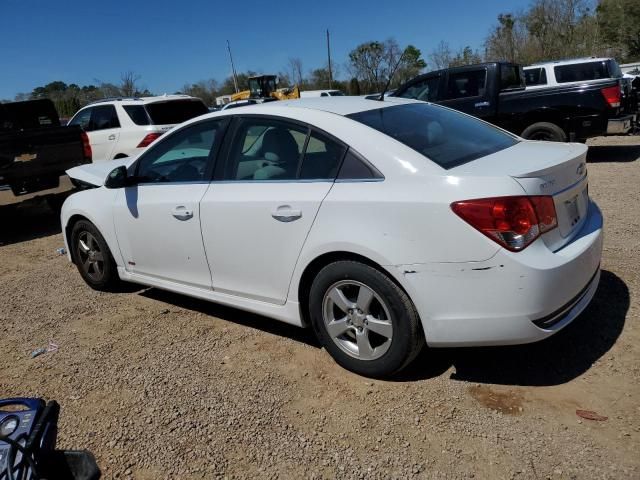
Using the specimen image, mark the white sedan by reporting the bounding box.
[61,97,603,378]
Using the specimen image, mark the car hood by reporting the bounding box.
[66,157,136,187]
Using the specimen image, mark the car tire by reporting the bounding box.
[521,122,567,142]
[70,220,120,291]
[309,260,424,378]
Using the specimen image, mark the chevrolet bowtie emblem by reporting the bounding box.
[14,153,38,162]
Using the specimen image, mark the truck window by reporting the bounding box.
[446,70,486,99]
[524,68,547,86]
[397,76,440,102]
[554,61,611,83]
[500,65,524,90]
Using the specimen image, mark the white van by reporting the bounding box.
[300,90,345,98]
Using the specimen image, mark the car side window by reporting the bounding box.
[337,150,384,180]
[524,68,547,86]
[225,118,307,181]
[136,120,223,184]
[68,108,92,130]
[446,69,487,99]
[398,76,440,101]
[89,105,120,130]
[299,131,347,180]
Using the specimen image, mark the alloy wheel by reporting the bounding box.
[322,280,393,360]
[77,231,105,282]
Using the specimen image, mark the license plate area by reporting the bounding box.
[564,195,581,227]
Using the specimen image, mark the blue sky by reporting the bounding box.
[0,0,531,99]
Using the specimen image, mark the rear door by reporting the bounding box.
[83,105,120,162]
[440,67,495,120]
[199,115,346,304]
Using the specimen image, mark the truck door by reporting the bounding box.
[439,67,495,121]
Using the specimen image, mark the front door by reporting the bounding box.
[113,118,228,288]
[200,116,346,304]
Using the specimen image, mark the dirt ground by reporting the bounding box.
[1,136,638,479]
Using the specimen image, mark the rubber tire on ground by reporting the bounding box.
[309,260,424,378]
[70,220,120,291]
[520,122,567,142]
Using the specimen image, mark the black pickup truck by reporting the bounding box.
[392,62,635,142]
[1,99,91,207]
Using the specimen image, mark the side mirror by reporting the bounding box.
[104,165,136,189]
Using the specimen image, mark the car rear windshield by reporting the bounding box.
[144,100,209,125]
[347,103,518,169]
[554,60,620,83]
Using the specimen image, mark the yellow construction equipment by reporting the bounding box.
[230,75,300,102]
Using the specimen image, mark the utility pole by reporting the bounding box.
[326,29,333,89]
[227,40,239,93]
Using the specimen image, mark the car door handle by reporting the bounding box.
[271,206,302,222]
[171,206,193,220]
[474,101,490,108]
[108,134,116,140]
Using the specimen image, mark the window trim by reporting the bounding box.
[133,117,231,185]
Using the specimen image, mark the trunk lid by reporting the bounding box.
[452,140,589,251]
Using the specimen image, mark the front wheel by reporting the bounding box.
[309,261,424,378]
[70,220,120,291]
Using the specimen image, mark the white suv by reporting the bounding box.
[68,95,208,162]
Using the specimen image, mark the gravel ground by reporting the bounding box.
[1,136,638,479]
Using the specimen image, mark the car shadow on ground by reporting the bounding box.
[142,270,627,387]
[140,288,321,349]
[0,194,67,247]
[587,144,640,163]
[396,270,629,386]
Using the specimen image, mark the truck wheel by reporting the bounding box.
[521,122,567,142]
[71,220,120,291]
[309,260,424,378]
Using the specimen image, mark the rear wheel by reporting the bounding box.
[521,122,567,142]
[309,261,424,378]
[71,220,120,291]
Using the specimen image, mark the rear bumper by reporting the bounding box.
[607,114,635,134]
[0,175,74,206]
[396,200,603,347]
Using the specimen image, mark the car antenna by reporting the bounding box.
[377,50,406,101]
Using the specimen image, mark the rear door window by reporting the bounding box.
[554,61,611,83]
[524,68,547,86]
[397,75,440,101]
[145,100,209,125]
[446,69,487,99]
[89,105,119,131]
[347,103,518,169]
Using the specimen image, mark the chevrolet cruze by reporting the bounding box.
[61,97,603,377]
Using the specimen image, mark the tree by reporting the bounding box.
[348,38,426,93]
[288,57,304,86]
[219,71,257,95]
[449,46,483,67]
[119,71,142,97]
[429,41,453,70]
[181,79,219,106]
[597,0,640,61]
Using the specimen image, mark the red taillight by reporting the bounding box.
[80,131,92,161]
[601,85,621,108]
[137,132,163,148]
[451,196,558,252]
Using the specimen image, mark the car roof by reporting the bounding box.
[526,57,614,68]
[247,96,420,116]
[86,95,201,107]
